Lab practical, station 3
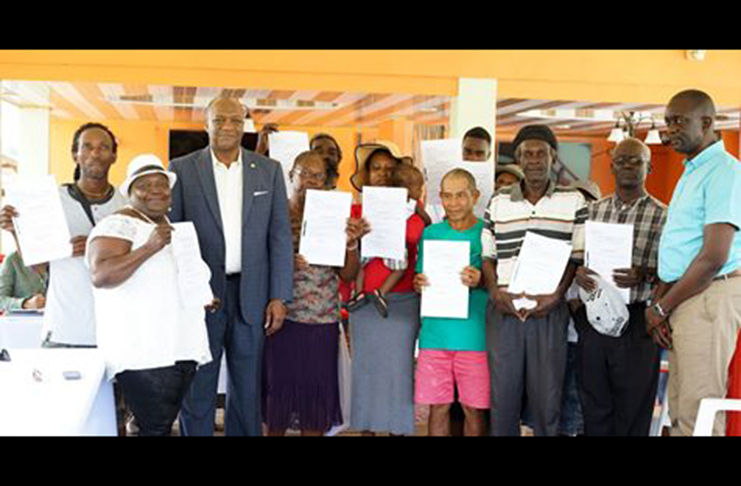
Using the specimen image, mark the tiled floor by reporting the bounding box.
[130,405,539,437]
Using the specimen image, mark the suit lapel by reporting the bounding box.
[195,148,224,234]
[242,149,259,225]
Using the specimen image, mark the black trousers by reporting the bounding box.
[117,361,197,437]
[574,303,660,436]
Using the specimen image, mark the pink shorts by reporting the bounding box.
[415,349,490,409]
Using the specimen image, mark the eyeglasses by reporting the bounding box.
[292,168,327,182]
[613,155,647,166]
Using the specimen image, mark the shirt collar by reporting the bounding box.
[211,148,243,169]
[683,140,725,171]
[610,193,650,210]
[510,178,556,202]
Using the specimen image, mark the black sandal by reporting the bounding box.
[371,289,389,318]
[345,292,369,312]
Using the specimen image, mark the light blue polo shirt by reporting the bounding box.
[658,141,741,283]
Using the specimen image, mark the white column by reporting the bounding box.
[449,77,498,149]
[17,109,51,178]
[0,83,51,253]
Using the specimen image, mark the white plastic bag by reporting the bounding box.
[578,275,630,337]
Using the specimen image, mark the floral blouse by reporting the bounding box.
[285,205,341,325]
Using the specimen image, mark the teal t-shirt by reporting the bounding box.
[416,218,487,352]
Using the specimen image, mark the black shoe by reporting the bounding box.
[346,292,369,312]
[371,290,389,318]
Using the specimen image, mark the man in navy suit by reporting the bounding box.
[170,96,293,436]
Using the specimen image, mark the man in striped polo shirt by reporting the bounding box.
[481,125,588,436]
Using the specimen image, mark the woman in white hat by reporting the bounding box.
[348,141,426,436]
[86,154,214,436]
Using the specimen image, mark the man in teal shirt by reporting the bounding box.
[647,89,741,436]
[414,168,489,436]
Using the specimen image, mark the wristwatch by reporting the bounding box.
[651,302,668,319]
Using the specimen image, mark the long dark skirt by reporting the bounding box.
[262,319,342,432]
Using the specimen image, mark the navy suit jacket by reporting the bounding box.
[169,147,293,326]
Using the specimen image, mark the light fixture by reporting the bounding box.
[608,122,625,143]
[645,122,662,145]
[607,111,664,145]
[686,50,707,62]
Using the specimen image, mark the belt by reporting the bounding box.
[713,269,741,282]
[226,273,241,280]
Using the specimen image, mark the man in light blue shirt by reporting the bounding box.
[647,89,741,436]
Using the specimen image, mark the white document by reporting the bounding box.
[585,221,634,304]
[268,131,311,187]
[5,175,72,266]
[421,139,494,218]
[420,240,470,319]
[512,297,537,311]
[170,222,214,307]
[361,187,408,261]
[299,189,353,267]
[508,232,572,296]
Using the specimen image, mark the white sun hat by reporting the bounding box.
[121,154,177,196]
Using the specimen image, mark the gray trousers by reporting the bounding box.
[486,299,569,436]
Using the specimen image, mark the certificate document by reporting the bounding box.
[421,139,494,218]
[299,189,353,267]
[360,186,408,261]
[268,131,311,186]
[508,232,572,296]
[585,221,634,304]
[420,240,470,319]
[5,175,72,266]
[171,222,214,307]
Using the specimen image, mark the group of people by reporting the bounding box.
[3,88,740,437]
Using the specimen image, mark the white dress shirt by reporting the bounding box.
[211,149,244,275]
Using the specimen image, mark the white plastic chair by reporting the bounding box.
[692,398,741,436]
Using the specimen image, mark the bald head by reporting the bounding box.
[668,89,716,118]
[613,137,651,162]
[206,96,248,118]
[205,96,248,152]
[611,137,651,189]
[665,89,718,156]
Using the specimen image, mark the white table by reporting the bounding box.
[0,349,117,436]
[0,313,45,349]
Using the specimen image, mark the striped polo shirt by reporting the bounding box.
[482,180,588,288]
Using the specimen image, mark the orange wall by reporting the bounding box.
[49,118,380,193]
[50,118,203,186]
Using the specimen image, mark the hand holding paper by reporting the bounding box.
[420,240,470,319]
[5,175,72,266]
[361,187,408,261]
[298,190,353,267]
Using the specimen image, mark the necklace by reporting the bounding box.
[77,183,112,200]
[124,205,170,226]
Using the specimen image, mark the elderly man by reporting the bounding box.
[169,96,293,436]
[414,169,489,436]
[646,89,741,436]
[481,124,588,436]
[574,138,667,436]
